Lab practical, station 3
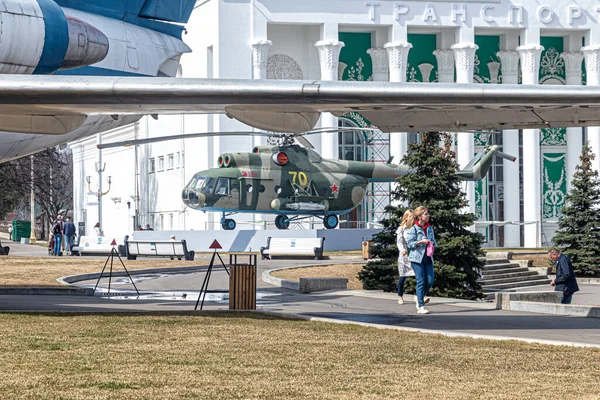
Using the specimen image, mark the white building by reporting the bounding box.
[72,0,600,247]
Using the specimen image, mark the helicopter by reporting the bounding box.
[99,128,514,231]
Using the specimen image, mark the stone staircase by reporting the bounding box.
[479,252,551,293]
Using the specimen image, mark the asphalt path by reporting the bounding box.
[1,238,599,347]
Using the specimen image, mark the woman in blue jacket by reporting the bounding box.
[406,206,437,314]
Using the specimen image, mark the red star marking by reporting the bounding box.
[330,183,339,194]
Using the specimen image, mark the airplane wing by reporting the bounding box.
[1,75,600,134]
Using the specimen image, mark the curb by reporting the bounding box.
[59,265,209,285]
[509,301,600,319]
[0,287,94,296]
[261,261,364,291]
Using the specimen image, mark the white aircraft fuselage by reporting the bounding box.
[0,0,191,162]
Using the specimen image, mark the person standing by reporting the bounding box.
[62,217,76,255]
[94,222,102,236]
[396,209,415,304]
[548,248,580,304]
[406,206,437,314]
[52,216,63,256]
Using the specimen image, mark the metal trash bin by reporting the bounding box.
[229,254,257,310]
[11,220,31,242]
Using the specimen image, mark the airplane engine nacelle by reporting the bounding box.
[0,0,109,74]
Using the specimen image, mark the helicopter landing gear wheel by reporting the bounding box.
[274,215,290,230]
[221,218,236,230]
[323,214,339,230]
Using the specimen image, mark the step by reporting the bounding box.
[481,278,552,291]
[481,263,522,271]
[480,274,548,286]
[484,258,510,265]
[480,270,540,281]
[481,267,529,276]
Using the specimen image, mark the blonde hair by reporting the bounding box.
[400,209,415,229]
[414,206,428,222]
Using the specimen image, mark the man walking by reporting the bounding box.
[52,216,63,256]
[62,217,76,255]
[548,248,580,304]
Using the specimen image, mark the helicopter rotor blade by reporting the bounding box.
[97,130,280,149]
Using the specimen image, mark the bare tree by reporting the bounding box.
[0,147,73,239]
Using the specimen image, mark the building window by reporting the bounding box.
[338,120,364,162]
[169,213,174,230]
[158,156,165,171]
[176,152,181,168]
[167,154,174,169]
[149,158,155,174]
[159,214,164,230]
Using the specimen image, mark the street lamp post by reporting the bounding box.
[29,155,36,243]
[86,173,112,232]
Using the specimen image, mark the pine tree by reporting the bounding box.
[358,132,484,299]
[552,142,600,276]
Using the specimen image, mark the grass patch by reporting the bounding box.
[0,313,598,399]
[0,257,199,287]
[271,263,364,289]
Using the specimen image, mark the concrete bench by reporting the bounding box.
[260,237,325,260]
[0,238,9,256]
[72,236,123,256]
[125,239,195,261]
[299,277,347,293]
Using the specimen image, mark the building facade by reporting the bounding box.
[72,0,600,247]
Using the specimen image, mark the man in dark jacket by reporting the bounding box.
[548,248,580,304]
[62,217,76,256]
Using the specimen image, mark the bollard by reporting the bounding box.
[229,254,257,310]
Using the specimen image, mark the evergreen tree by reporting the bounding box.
[358,132,484,299]
[552,142,600,276]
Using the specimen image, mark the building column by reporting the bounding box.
[383,42,411,163]
[497,50,521,247]
[582,45,600,173]
[561,51,584,190]
[452,43,478,216]
[433,49,456,152]
[433,49,455,83]
[315,40,345,159]
[517,44,544,248]
[251,40,272,80]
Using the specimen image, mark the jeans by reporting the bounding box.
[53,234,62,256]
[561,294,573,304]
[64,235,74,254]
[411,256,434,307]
[397,277,406,297]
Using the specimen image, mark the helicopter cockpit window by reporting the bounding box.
[307,149,322,163]
[215,178,229,196]
[200,177,216,194]
[191,176,205,191]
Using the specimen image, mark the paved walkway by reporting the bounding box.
[1,242,599,347]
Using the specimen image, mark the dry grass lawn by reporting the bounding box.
[0,312,599,400]
[271,263,364,289]
[0,257,199,287]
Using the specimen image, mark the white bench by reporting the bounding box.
[72,236,123,256]
[260,237,325,260]
[125,239,195,261]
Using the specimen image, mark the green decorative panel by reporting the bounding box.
[474,133,488,146]
[406,34,437,82]
[540,127,567,146]
[474,36,501,84]
[539,37,565,84]
[540,37,566,146]
[542,153,567,220]
[339,32,372,81]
